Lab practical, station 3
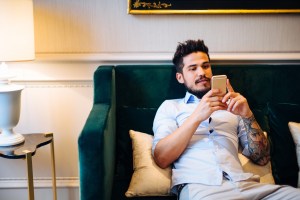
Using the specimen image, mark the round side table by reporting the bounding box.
[0,133,57,200]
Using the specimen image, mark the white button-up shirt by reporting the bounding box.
[152,92,253,193]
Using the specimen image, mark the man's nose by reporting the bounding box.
[196,66,205,76]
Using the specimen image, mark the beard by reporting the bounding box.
[183,75,211,99]
[185,85,210,99]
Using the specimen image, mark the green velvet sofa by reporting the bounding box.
[78,64,300,200]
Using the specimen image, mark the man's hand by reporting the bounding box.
[153,88,227,168]
[195,89,227,122]
[222,79,252,118]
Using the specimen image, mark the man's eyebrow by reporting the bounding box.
[187,64,197,68]
[187,62,210,68]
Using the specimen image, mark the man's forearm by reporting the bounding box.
[154,111,204,169]
[242,114,270,165]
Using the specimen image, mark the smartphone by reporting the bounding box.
[211,75,227,95]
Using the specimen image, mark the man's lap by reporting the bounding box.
[179,180,300,200]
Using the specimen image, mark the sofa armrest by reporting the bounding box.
[78,103,116,200]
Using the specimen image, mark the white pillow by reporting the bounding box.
[288,122,300,188]
[125,130,172,197]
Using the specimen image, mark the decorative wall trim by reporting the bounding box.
[0,177,79,188]
[8,52,300,83]
[13,80,93,88]
[35,52,300,64]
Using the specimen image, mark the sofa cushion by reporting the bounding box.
[266,103,300,187]
[112,66,185,200]
[288,122,300,187]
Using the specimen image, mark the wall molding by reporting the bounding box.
[13,80,93,88]
[0,177,79,189]
[35,52,300,64]
[8,52,300,82]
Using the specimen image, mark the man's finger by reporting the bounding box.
[227,79,235,93]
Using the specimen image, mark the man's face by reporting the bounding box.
[176,52,212,98]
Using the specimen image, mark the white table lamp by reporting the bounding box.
[0,0,35,146]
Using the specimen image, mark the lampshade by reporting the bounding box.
[0,0,35,147]
[0,0,35,62]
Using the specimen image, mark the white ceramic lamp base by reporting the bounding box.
[0,129,24,146]
[0,84,24,147]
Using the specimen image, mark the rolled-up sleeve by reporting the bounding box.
[152,100,178,155]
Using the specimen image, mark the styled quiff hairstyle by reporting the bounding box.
[172,39,210,73]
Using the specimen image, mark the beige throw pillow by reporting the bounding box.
[125,130,172,197]
[288,122,300,187]
[238,153,274,184]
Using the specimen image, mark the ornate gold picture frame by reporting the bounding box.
[128,0,300,14]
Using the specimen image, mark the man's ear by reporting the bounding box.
[176,72,184,84]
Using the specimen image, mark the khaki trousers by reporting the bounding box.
[179,180,300,200]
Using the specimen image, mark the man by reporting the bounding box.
[152,39,300,199]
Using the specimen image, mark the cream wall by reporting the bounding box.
[34,0,300,53]
[1,0,300,200]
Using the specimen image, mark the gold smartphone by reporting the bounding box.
[211,75,227,95]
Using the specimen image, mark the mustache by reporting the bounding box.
[195,76,211,84]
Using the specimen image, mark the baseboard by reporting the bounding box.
[0,177,79,189]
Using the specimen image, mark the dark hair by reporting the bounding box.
[172,39,210,73]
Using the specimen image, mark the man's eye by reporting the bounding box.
[202,64,210,69]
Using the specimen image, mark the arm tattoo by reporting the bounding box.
[242,114,270,165]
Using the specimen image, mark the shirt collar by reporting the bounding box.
[184,92,200,104]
